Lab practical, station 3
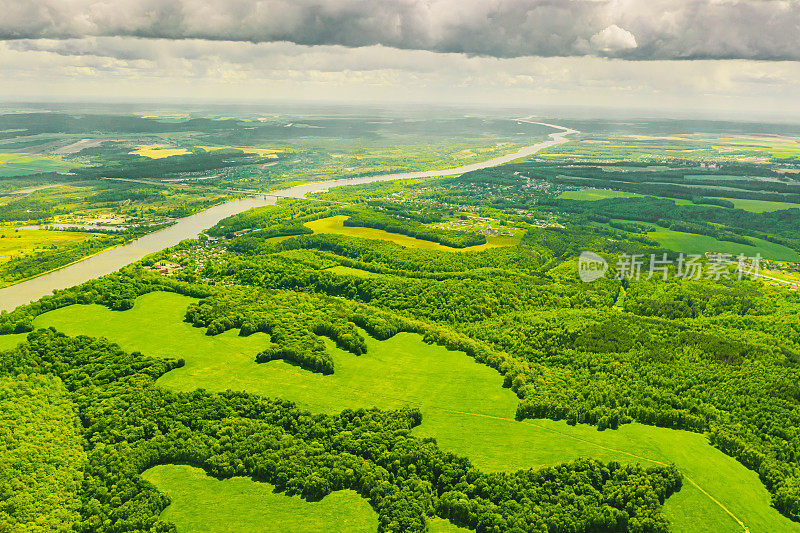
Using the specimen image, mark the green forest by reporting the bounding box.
[3,111,800,533]
[2,184,800,531]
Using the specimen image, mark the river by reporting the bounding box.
[0,123,576,312]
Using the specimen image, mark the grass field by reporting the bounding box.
[558,188,694,206]
[0,154,77,177]
[0,332,27,351]
[648,228,800,262]
[323,265,383,278]
[427,519,472,532]
[304,215,519,252]
[558,189,643,201]
[539,135,800,162]
[142,465,377,533]
[28,291,800,533]
[709,136,800,159]
[0,225,97,263]
[197,146,281,157]
[708,197,800,213]
[129,145,191,159]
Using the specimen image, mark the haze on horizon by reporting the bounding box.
[2,0,800,120]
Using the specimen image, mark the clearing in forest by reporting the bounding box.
[128,145,191,159]
[647,228,800,262]
[141,465,377,533]
[30,291,800,533]
[304,215,519,252]
[558,189,643,201]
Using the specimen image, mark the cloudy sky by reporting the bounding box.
[2,0,800,117]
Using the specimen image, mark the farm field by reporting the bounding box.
[0,179,236,286]
[31,291,800,533]
[197,145,282,157]
[129,144,283,159]
[278,138,536,184]
[141,465,377,533]
[709,136,800,159]
[539,134,800,162]
[0,225,97,262]
[648,228,800,261]
[304,215,519,252]
[128,145,192,159]
[0,154,77,177]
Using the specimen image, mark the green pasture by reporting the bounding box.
[427,519,472,532]
[323,265,382,278]
[558,188,693,206]
[142,465,377,533]
[558,188,642,201]
[0,332,27,351]
[648,228,800,262]
[27,291,800,532]
[304,215,518,252]
[710,197,800,213]
[0,225,97,263]
[683,174,743,181]
[142,466,476,533]
[0,154,77,177]
[539,135,800,162]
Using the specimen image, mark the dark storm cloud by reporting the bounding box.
[1,0,799,61]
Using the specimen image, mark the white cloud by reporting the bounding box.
[0,2,798,118]
[590,25,638,53]
[2,37,800,120]
[1,0,800,60]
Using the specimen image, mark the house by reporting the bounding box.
[149,261,184,276]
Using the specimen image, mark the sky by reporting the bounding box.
[2,0,800,118]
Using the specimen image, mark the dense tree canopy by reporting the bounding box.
[3,160,800,531]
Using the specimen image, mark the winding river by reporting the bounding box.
[0,123,576,312]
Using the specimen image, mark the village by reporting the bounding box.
[757,258,800,291]
[432,214,561,237]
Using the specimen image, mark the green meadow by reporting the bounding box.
[0,225,97,264]
[710,197,800,213]
[0,154,78,177]
[31,291,800,533]
[559,188,699,206]
[0,332,26,351]
[558,188,642,201]
[426,519,471,533]
[141,465,377,533]
[142,465,466,533]
[323,265,384,278]
[304,215,518,252]
[648,228,800,261]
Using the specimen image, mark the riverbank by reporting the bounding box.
[0,124,576,312]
